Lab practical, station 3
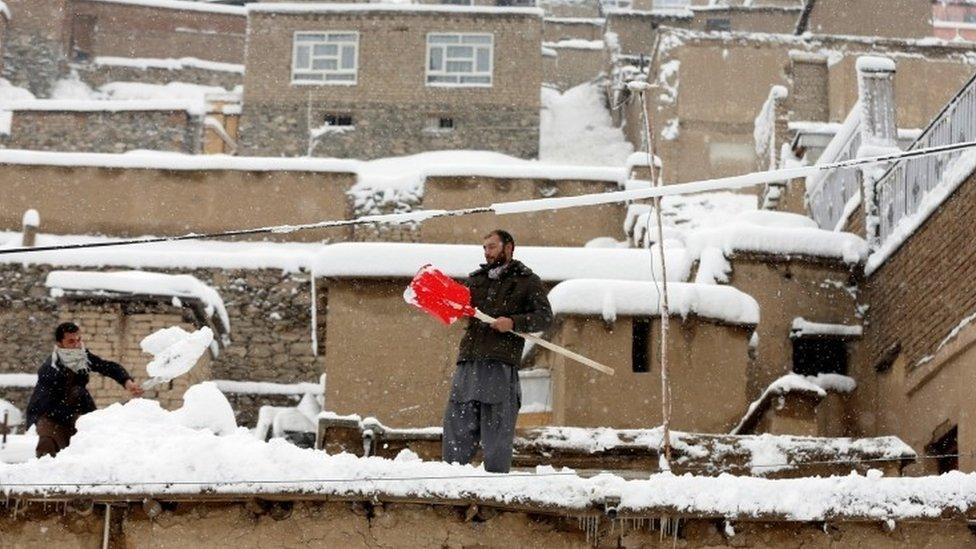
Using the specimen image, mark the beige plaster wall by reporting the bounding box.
[323,278,465,427]
[806,0,931,39]
[0,164,356,241]
[420,176,626,246]
[546,315,753,432]
[543,20,604,42]
[726,256,860,399]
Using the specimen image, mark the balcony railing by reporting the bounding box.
[875,71,976,245]
[805,105,863,231]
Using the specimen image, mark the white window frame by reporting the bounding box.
[291,31,359,86]
[426,33,493,88]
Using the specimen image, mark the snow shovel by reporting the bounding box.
[405,265,615,376]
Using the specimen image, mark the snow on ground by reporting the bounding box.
[540,83,634,166]
[0,391,969,521]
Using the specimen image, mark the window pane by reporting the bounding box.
[328,33,356,42]
[476,48,490,71]
[429,47,443,70]
[297,33,325,42]
[428,74,456,83]
[326,73,355,81]
[462,35,491,45]
[447,46,473,59]
[446,60,472,73]
[295,45,311,69]
[313,58,338,70]
[313,44,338,56]
[460,75,490,84]
[428,34,459,44]
[341,46,356,69]
[295,72,324,81]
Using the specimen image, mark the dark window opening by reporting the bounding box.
[441,0,472,4]
[70,15,97,62]
[497,0,536,6]
[705,18,732,32]
[792,337,847,376]
[439,117,454,129]
[324,114,354,127]
[632,317,651,373]
[927,426,958,474]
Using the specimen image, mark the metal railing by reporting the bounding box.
[875,71,976,244]
[806,106,863,230]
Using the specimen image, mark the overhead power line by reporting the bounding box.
[2,139,975,257]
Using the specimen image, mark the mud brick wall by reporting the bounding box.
[74,62,243,91]
[3,109,203,154]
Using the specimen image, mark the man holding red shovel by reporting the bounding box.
[441,230,552,473]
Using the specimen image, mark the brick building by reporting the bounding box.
[239,3,543,159]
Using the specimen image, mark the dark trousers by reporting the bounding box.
[35,416,76,458]
[442,398,519,473]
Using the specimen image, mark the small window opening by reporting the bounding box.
[705,18,732,32]
[927,426,958,474]
[426,116,455,132]
[324,114,354,127]
[632,317,651,373]
[792,337,847,376]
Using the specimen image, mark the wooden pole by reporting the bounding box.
[635,47,673,467]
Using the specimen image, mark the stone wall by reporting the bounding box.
[3,109,203,154]
[73,62,243,90]
[1,0,69,97]
[239,102,539,159]
[0,264,323,426]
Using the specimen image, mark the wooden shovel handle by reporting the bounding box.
[473,310,615,376]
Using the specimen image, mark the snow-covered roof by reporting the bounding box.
[791,317,863,339]
[95,56,245,74]
[5,99,206,116]
[543,16,604,25]
[248,3,544,17]
[603,7,694,18]
[2,396,945,523]
[45,270,230,333]
[314,243,668,282]
[543,39,604,50]
[81,0,245,15]
[0,149,359,173]
[548,279,760,326]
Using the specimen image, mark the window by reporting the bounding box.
[600,0,632,10]
[792,338,847,376]
[441,0,473,4]
[425,116,454,131]
[496,0,536,6]
[705,18,732,32]
[324,114,354,127]
[426,33,493,87]
[292,32,358,85]
[927,426,958,474]
[653,0,690,6]
[632,318,652,373]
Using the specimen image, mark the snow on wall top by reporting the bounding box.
[45,270,230,333]
[95,56,245,74]
[248,3,543,17]
[82,0,246,16]
[314,242,668,282]
[0,2,10,20]
[5,99,206,116]
[548,279,761,326]
[2,397,958,523]
[732,373,858,434]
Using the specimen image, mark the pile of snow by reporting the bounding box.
[141,326,214,381]
[0,399,22,427]
[548,279,761,325]
[169,382,237,435]
[45,77,237,116]
[45,270,229,333]
[540,83,634,166]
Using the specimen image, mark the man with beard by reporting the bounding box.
[26,322,144,458]
[442,230,553,473]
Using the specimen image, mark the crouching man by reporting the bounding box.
[26,322,143,458]
[442,230,553,473]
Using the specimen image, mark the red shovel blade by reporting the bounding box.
[405,264,476,325]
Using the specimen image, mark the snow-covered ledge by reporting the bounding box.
[732,373,857,435]
[790,317,863,339]
[45,270,230,336]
